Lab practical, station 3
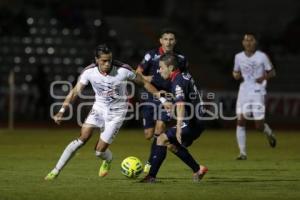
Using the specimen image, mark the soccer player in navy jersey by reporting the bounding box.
[136,29,188,173]
[140,53,208,183]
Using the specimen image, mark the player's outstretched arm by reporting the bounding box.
[175,102,185,144]
[53,82,86,125]
[136,67,153,82]
[133,73,160,98]
[133,73,172,110]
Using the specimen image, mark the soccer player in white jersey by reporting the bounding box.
[45,44,160,180]
[232,33,277,160]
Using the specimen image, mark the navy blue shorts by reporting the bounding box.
[165,120,205,147]
[140,100,171,129]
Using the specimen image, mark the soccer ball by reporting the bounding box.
[121,156,143,178]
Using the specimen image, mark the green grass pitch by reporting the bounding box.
[0,129,299,200]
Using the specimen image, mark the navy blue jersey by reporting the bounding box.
[139,47,188,92]
[171,70,205,122]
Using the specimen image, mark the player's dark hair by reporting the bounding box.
[95,44,112,58]
[160,53,178,70]
[243,32,259,40]
[160,28,177,38]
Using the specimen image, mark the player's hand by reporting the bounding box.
[153,90,166,99]
[163,101,173,112]
[256,74,266,84]
[176,129,182,144]
[157,90,167,98]
[233,71,242,80]
[53,112,64,125]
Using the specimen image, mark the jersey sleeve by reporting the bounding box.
[79,70,90,85]
[119,65,137,80]
[172,79,185,103]
[262,53,273,71]
[126,69,137,80]
[233,55,240,72]
[138,53,152,73]
[178,55,188,72]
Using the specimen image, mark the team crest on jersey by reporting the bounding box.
[175,85,184,98]
[177,54,185,59]
[182,72,191,80]
[144,53,151,61]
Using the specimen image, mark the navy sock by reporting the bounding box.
[149,145,167,178]
[147,134,158,164]
[173,145,200,173]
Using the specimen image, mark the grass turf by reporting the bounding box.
[0,129,299,200]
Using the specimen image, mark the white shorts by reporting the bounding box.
[236,93,265,120]
[84,104,127,144]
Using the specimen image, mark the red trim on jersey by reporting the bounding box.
[159,47,165,55]
[119,64,133,71]
[170,69,181,81]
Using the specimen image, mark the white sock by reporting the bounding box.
[52,139,84,174]
[236,126,246,155]
[263,123,272,136]
[95,149,112,161]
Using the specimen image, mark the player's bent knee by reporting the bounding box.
[144,129,154,140]
[144,133,153,140]
[255,122,264,131]
[237,119,246,127]
[155,121,166,134]
[79,125,95,142]
[157,134,168,146]
[167,144,178,153]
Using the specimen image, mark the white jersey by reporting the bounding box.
[233,50,273,95]
[79,61,137,108]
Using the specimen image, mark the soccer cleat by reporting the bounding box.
[193,165,208,182]
[139,175,156,183]
[99,160,112,177]
[143,162,151,174]
[267,133,277,148]
[236,154,247,160]
[44,172,58,181]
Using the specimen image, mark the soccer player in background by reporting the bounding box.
[140,53,208,183]
[45,44,160,180]
[232,33,277,160]
[136,29,188,173]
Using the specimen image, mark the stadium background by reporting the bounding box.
[0,0,300,129]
